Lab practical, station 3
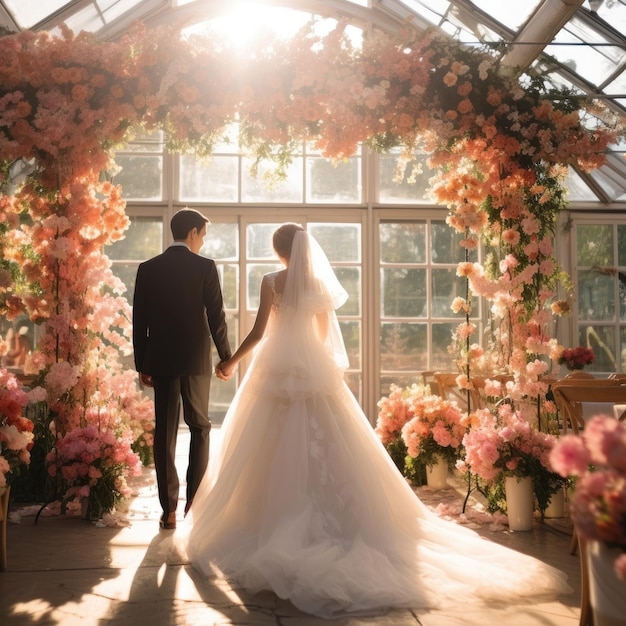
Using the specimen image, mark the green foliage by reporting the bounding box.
[10,402,56,503]
[384,438,426,486]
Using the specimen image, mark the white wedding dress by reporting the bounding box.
[176,232,571,618]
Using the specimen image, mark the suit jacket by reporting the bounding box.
[132,245,231,377]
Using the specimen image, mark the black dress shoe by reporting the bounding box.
[159,512,176,529]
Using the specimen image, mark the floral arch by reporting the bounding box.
[0,19,620,511]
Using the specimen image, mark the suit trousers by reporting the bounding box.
[152,374,212,515]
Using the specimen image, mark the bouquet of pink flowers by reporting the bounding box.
[558,346,594,371]
[400,393,466,467]
[375,383,416,447]
[47,422,141,518]
[376,383,465,482]
[550,415,626,581]
[0,368,34,488]
[458,403,563,513]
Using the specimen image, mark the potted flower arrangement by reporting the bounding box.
[376,383,433,485]
[400,392,466,489]
[458,403,565,529]
[0,368,35,490]
[550,415,626,622]
[46,421,141,520]
[558,346,595,371]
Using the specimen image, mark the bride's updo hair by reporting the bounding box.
[273,222,304,260]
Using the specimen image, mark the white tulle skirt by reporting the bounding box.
[175,324,571,618]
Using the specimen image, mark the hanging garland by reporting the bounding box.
[0,20,620,513]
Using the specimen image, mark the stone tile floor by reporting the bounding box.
[0,427,583,626]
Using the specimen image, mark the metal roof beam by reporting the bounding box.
[501,0,585,71]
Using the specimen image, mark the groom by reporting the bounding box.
[132,208,231,529]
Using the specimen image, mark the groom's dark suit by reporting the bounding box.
[133,244,231,521]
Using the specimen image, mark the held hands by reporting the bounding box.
[215,359,235,381]
[139,372,154,388]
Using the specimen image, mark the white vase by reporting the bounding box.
[426,454,449,490]
[587,540,626,626]
[505,475,534,531]
[544,487,565,519]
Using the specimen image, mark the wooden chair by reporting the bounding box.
[551,378,626,625]
[433,372,470,409]
[577,538,594,626]
[551,377,626,434]
[470,374,514,411]
[420,370,440,396]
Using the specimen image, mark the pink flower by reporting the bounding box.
[552,415,626,567]
[501,229,520,246]
[549,436,590,476]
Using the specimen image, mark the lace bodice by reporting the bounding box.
[265,271,283,312]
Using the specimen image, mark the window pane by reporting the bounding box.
[381,268,426,317]
[106,216,162,261]
[380,322,426,370]
[247,223,281,259]
[309,223,361,262]
[580,324,617,372]
[620,327,626,372]
[380,222,425,263]
[179,155,238,202]
[114,155,163,200]
[220,263,239,311]
[618,225,626,266]
[432,220,475,263]
[306,157,361,203]
[577,224,613,266]
[578,270,615,321]
[432,323,457,370]
[340,320,361,369]
[335,267,361,316]
[431,269,466,317]
[380,374,419,394]
[112,263,139,301]
[242,158,303,203]
[201,223,238,260]
[379,153,433,203]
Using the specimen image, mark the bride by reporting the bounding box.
[176,222,571,618]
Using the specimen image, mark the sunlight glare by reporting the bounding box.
[185,2,315,48]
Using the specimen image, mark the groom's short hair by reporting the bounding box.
[171,208,209,240]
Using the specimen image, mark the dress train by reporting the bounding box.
[175,303,571,618]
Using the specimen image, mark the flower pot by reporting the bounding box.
[505,475,534,531]
[587,540,626,626]
[544,487,565,519]
[426,454,449,490]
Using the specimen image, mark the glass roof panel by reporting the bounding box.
[594,1,626,33]
[101,0,143,23]
[4,0,71,27]
[565,167,600,202]
[0,0,625,206]
[63,5,105,33]
[395,0,450,27]
[467,0,541,31]
[607,72,626,96]
[545,16,626,86]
